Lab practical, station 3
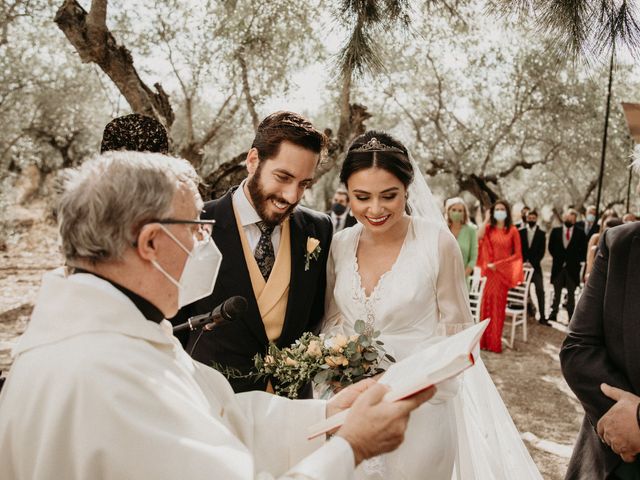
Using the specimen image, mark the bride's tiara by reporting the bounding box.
[351,137,405,154]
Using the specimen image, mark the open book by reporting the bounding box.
[307,319,490,440]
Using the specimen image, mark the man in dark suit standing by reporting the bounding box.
[514,205,530,230]
[548,209,587,322]
[561,221,640,479]
[575,205,599,241]
[172,111,332,396]
[519,210,547,325]
[328,188,357,233]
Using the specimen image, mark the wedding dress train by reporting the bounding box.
[323,217,542,480]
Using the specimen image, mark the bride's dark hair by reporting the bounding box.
[339,131,414,188]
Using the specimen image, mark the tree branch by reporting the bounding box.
[55,0,174,127]
[236,49,259,132]
[86,0,106,34]
[496,143,562,178]
[581,177,599,205]
[196,94,239,150]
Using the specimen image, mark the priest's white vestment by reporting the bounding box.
[0,270,354,480]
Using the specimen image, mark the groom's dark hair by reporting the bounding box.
[340,130,413,189]
[251,111,327,162]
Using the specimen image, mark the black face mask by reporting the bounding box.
[527,221,537,228]
[331,203,347,216]
[564,221,574,228]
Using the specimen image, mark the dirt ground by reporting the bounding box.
[0,216,582,479]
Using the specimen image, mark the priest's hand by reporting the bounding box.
[336,383,435,465]
[597,383,640,463]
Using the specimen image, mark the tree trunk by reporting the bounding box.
[54,0,174,128]
[200,152,248,201]
[237,52,259,132]
[336,73,352,149]
[458,174,500,209]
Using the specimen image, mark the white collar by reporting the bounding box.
[14,268,173,357]
[232,180,263,227]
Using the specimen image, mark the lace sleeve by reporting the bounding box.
[436,228,474,336]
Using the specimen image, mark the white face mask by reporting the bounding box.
[493,210,507,222]
[151,225,222,308]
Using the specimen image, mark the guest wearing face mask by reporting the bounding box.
[328,188,357,233]
[519,210,548,325]
[576,205,598,241]
[477,200,524,353]
[548,208,587,323]
[445,197,478,278]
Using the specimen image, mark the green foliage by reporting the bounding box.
[215,328,390,399]
[2,0,640,216]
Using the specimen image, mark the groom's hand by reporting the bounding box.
[335,383,435,465]
[597,383,640,463]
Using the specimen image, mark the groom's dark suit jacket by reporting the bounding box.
[560,222,640,479]
[171,189,333,394]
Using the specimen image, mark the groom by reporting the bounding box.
[172,111,333,396]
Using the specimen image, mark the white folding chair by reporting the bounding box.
[502,265,534,349]
[467,272,487,324]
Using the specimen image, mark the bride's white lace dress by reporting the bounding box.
[323,216,542,480]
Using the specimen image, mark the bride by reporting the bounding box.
[322,131,542,479]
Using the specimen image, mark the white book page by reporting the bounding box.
[307,319,489,439]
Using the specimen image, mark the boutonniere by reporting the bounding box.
[305,237,322,271]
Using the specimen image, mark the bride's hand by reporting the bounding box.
[326,378,376,418]
[330,380,345,394]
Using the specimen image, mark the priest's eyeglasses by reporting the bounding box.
[153,219,216,242]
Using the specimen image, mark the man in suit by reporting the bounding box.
[561,221,640,479]
[548,208,587,322]
[519,210,547,325]
[328,188,357,233]
[172,111,333,396]
[576,205,599,242]
[514,205,530,230]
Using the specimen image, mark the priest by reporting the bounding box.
[0,151,433,480]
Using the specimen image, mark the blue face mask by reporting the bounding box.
[586,214,596,223]
[493,210,507,222]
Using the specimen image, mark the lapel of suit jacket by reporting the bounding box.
[279,208,311,346]
[623,234,640,393]
[519,229,528,255]
[534,229,544,253]
[213,190,269,346]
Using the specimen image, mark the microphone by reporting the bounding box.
[173,296,247,333]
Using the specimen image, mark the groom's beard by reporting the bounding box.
[247,167,298,228]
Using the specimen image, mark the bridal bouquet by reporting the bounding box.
[216,320,393,399]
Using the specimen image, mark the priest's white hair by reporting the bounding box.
[58,151,200,263]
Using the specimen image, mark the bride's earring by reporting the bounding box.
[405,192,412,215]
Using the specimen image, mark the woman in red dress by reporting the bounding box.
[477,200,523,353]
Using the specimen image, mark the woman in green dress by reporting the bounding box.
[445,197,478,277]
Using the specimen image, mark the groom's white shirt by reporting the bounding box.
[233,180,282,254]
[0,270,355,480]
